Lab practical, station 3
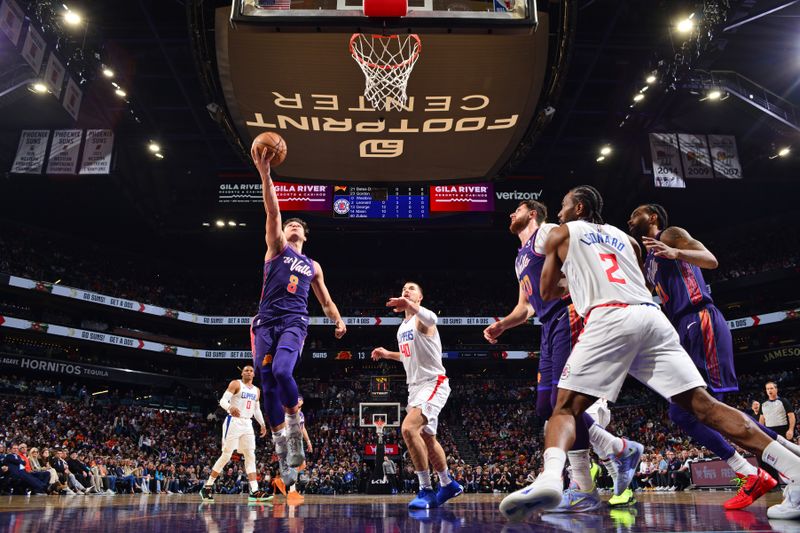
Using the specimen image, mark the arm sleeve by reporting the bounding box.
[782,398,793,413]
[416,306,438,328]
[253,402,265,426]
[219,390,233,412]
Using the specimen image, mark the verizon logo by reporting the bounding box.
[496,189,543,201]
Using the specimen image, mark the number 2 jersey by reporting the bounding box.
[256,244,315,323]
[397,315,446,386]
[563,220,654,317]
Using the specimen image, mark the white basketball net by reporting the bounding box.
[350,33,421,111]
[375,420,385,436]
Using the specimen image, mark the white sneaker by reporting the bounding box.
[668,486,677,492]
[499,474,563,522]
[768,484,800,520]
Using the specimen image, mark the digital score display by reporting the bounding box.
[332,185,428,219]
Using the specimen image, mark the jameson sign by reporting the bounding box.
[0,353,203,387]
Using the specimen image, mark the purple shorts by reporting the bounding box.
[546,304,584,386]
[675,305,737,393]
[250,315,308,373]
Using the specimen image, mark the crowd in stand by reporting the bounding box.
[2,218,798,319]
[2,364,798,497]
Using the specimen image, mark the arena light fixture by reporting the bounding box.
[633,94,645,102]
[778,147,791,157]
[91,390,109,396]
[676,14,695,33]
[30,82,48,94]
[227,220,237,227]
[238,223,247,227]
[154,153,164,159]
[639,86,649,93]
[600,146,612,156]
[596,156,606,162]
[63,9,82,26]
[102,67,114,78]
[202,222,210,227]
[115,88,127,98]
[148,141,161,153]
[707,89,722,100]
[215,220,225,228]
[646,74,657,84]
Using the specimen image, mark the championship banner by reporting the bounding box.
[649,133,685,188]
[10,130,50,174]
[79,129,114,174]
[677,134,713,179]
[708,134,743,179]
[0,0,25,47]
[21,23,46,74]
[44,52,66,98]
[46,129,82,175]
[218,181,331,211]
[62,78,83,121]
[429,183,494,212]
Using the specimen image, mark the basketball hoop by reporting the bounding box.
[374,419,386,437]
[349,33,422,111]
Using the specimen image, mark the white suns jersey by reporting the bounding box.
[230,380,259,419]
[563,220,654,317]
[397,315,446,386]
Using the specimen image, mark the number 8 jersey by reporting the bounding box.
[257,244,316,322]
[562,220,654,317]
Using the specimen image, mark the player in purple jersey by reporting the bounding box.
[485,200,642,511]
[628,204,800,510]
[250,147,347,486]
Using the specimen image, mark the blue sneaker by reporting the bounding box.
[611,439,644,496]
[499,475,563,522]
[545,485,602,513]
[409,488,438,509]
[435,480,463,506]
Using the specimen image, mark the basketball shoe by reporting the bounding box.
[409,488,438,509]
[248,490,273,503]
[499,472,563,521]
[278,453,298,488]
[724,468,777,510]
[609,440,644,496]
[608,488,636,507]
[767,483,800,520]
[545,483,603,513]
[435,480,463,506]
[199,485,214,502]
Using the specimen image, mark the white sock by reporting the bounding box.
[285,412,302,435]
[249,480,259,493]
[437,468,452,487]
[727,452,758,477]
[205,476,215,487]
[416,470,432,489]
[588,424,624,457]
[762,441,800,482]
[272,430,287,455]
[778,435,800,457]
[567,450,593,491]
[543,447,567,478]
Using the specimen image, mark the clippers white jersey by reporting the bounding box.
[397,315,446,386]
[562,220,654,317]
[230,380,259,419]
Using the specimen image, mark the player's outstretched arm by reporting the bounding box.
[385,297,437,335]
[642,226,718,269]
[371,347,403,362]
[484,286,534,344]
[310,261,346,339]
[251,144,286,256]
[540,225,569,301]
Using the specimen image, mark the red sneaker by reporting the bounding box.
[724,468,778,510]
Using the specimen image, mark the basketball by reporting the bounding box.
[252,132,287,167]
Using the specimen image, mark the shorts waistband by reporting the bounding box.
[585,302,658,322]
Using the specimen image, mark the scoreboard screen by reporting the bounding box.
[332,185,428,219]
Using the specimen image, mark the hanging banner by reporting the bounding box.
[10,130,50,174]
[62,77,82,121]
[44,52,66,99]
[79,129,114,174]
[708,134,743,179]
[46,129,83,175]
[0,0,25,47]
[21,24,46,75]
[649,133,685,188]
[677,134,713,179]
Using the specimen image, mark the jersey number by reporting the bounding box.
[599,253,627,284]
[520,274,533,297]
[246,400,252,409]
[400,343,411,358]
[287,275,299,294]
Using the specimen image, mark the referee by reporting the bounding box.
[759,381,796,440]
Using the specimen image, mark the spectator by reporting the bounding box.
[745,400,761,422]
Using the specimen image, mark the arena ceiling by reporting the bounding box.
[0,0,798,241]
